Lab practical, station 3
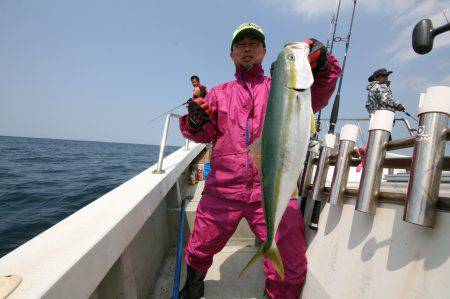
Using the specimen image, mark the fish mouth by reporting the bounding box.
[287,86,306,92]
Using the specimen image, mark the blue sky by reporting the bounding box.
[1,0,449,147]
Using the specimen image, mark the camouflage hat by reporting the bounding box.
[368,68,393,82]
[231,22,266,50]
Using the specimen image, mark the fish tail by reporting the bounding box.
[265,242,285,280]
[239,241,285,280]
[239,245,264,278]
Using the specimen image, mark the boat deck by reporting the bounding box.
[151,179,265,298]
[149,245,264,299]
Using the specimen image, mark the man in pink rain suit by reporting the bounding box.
[179,22,342,299]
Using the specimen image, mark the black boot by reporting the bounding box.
[179,265,207,299]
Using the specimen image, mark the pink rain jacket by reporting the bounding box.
[180,54,342,202]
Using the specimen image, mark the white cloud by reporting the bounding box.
[398,75,431,93]
[267,0,448,21]
[290,0,352,19]
[398,74,450,97]
[441,74,450,86]
[439,60,450,70]
[266,0,450,62]
[384,5,450,62]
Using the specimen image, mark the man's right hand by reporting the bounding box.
[187,98,212,129]
[396,103,405,111]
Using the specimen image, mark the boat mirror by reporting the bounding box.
[413,18,450,54]
[412,19,434,54]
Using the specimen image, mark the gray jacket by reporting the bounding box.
[365,81,400,114]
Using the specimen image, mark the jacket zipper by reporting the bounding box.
[242,81,254,178]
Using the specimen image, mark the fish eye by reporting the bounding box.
[287,54,295,61]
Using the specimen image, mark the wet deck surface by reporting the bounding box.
[149,245,265,299]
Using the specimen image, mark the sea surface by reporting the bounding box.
[0,136,177,257]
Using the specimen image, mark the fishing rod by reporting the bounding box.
[403,110,419,122]
[326,0,343,54]
[328,0,358,135]
[316,0,342,134]
[146,100,189,124]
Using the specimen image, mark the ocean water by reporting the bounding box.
[0,136,178,257]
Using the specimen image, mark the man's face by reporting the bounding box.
[230,35,266,69]
[374,74,389,82]
[191,78,199,87]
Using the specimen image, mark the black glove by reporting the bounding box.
[187,98,212,129]
[305,38,329,74]
[396,103,405,112]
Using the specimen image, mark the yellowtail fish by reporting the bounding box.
[241,42,314,279]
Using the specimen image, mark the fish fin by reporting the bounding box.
[265,242,285,280]
[310,111,316,134]
[247,138,262,178]
[239,245,264,278]
[239,242,285,280]
[248,138,266,201]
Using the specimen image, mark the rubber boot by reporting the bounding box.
[179,265,207,299]
[263,280,272,299]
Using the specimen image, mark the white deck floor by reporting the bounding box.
[150,245,265,299]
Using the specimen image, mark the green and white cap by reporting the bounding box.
[231,22,265,50]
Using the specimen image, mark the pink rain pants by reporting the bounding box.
[185,196,307,298]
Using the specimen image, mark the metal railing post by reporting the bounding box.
[308,133,336,229]
[153,113,182,174]
[404,86,450,227]
[356,110,395,214]
[329,124,358,206]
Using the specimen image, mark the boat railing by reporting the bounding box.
[321,117,416,138]
[0,143,204,298]
[306,86,449,228]
[154,113,190,174]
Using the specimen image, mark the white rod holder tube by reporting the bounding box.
[308,134,336,229]
[329,125,358,206]
[356,110,395,214]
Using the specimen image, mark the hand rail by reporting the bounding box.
[153,113,189,174]
[321,117,416,137]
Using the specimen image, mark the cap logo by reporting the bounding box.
[233,22,264,39]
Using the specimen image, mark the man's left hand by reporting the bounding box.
[305,38,328,74]
[396,103,405,112]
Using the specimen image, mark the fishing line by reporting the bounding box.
[146,101,189,124]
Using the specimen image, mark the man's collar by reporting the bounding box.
[234,64,264,82]
[374,80,391,86]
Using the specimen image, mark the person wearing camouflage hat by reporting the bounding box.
[365,68,405,115]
